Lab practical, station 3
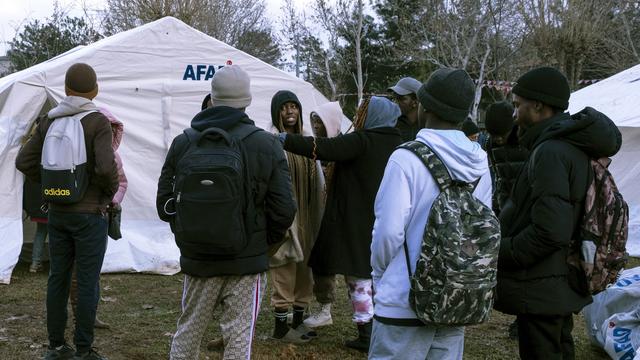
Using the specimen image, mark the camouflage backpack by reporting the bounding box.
[568,157,629,295]
[399,141,501,326]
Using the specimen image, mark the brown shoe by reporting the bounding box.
[94,316,110,329]
[206,337,224,351]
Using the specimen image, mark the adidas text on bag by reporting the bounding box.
[400,141,501,326]
[40,111,94,204]
[172,127,257,257]
[568,157,629,295]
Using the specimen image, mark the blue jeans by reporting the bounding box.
[31,222,48,264]
[46,211,108,353]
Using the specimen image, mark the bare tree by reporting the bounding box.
[619,0,640,62]
[312,0,344,100]
[389,0,515,121]
[314,0,368,105]
[353,0,365,105]
[516,0,619,88]
[278,0,307,77]
[583,0,640,79]
[101,0,280,64]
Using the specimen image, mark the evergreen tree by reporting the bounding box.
[8,10,100,72]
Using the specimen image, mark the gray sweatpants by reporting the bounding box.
[368,319,465,360]
[169,272,267,360]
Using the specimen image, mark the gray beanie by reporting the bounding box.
[417,68,475,124]
[210,65,251,109]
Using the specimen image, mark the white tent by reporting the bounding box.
[569,63,640,256]
[0,17,334,284]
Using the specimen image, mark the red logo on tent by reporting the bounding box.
[226,60,233,65]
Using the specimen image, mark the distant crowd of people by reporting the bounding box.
[16,61,623,360]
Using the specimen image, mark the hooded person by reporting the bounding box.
[370,68,493,359]
[304,101,345,329]
[310,101,343,183]
[157,65,296,359]
[311,101,343,138]
[16,63,119,360]
[495,66,621,360]
[268,90,325,343]
[280,96,403,351]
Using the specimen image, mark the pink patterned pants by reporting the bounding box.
[344,276,373,324]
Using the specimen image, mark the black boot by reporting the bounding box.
[345,322,371,352]
[508,319,519,340]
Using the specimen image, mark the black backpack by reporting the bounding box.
[172,125,260,257]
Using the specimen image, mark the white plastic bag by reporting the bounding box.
[600,309,640,360]
[583,267,640,359]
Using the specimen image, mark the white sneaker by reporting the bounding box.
[303,303,332,328]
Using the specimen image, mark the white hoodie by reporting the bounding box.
[371,128,492,320]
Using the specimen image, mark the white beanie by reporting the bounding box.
[210,65,252,109]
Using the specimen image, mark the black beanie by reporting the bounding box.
[512,67,570,110]
[417,68,475,124]
[461,119,479,137]
[485,101,514,136]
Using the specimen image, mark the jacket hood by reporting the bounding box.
[364,96,400,129]
[99,108,124,150]
[191,106,251,131]
[530,108,622,158]
[48,96,98,119]
[312,102,343,138]
[417,128,489,183]
[271,90,302,133]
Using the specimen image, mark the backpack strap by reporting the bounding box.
[403,240,414,276]
[183,127,200,146]
[231,123,262,141]
[398,141,449,277]
[397,140,452,191]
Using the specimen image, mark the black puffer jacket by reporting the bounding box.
[495,107,622,316]
[487,127,530,216]
[156,106,297,277]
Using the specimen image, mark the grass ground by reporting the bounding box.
[0,259,624,360]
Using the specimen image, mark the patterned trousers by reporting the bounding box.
[345,276,373,324]
[169,272,267,360]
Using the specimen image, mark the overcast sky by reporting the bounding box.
[0,0,311,56]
